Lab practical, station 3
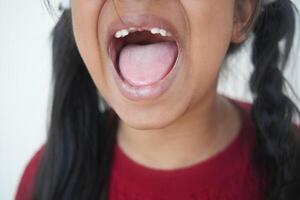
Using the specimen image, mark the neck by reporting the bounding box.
[116,94,241,170]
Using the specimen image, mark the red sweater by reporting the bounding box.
[15,101,266,200]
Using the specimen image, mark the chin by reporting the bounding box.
[114,102,187,130]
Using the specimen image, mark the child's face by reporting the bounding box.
[71,0,250,129]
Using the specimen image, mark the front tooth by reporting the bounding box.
[150,27,161,34]
[150,28,171,37]
[114,30,123,38]
[121,29,129,37]
[159,29,167,37]
[114,29,130,38]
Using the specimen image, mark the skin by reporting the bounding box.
[71,0,256,169]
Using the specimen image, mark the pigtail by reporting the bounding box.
[250,0,300,199]
[32,10,118,200]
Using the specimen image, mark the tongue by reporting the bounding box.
[119,41,178,86]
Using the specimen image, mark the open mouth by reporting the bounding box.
[108,27,179,87]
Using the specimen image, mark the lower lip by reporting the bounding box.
[108,47,181,102]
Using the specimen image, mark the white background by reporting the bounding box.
[0,0,300,199]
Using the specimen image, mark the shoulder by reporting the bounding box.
[15,145,45,200]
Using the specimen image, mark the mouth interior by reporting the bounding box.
[110,31,178,86]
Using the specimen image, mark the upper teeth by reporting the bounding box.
[115,29,129,38]
[114,27,172,38]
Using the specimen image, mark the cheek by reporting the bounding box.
[182,0,235,96]
[71,0,110,98]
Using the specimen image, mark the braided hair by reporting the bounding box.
[250,0,300,199]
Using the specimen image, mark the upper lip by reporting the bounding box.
[106,14,181,54]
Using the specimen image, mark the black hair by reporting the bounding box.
[32,10,118,199]
[250,1,300,199]
[33,0,300,199]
